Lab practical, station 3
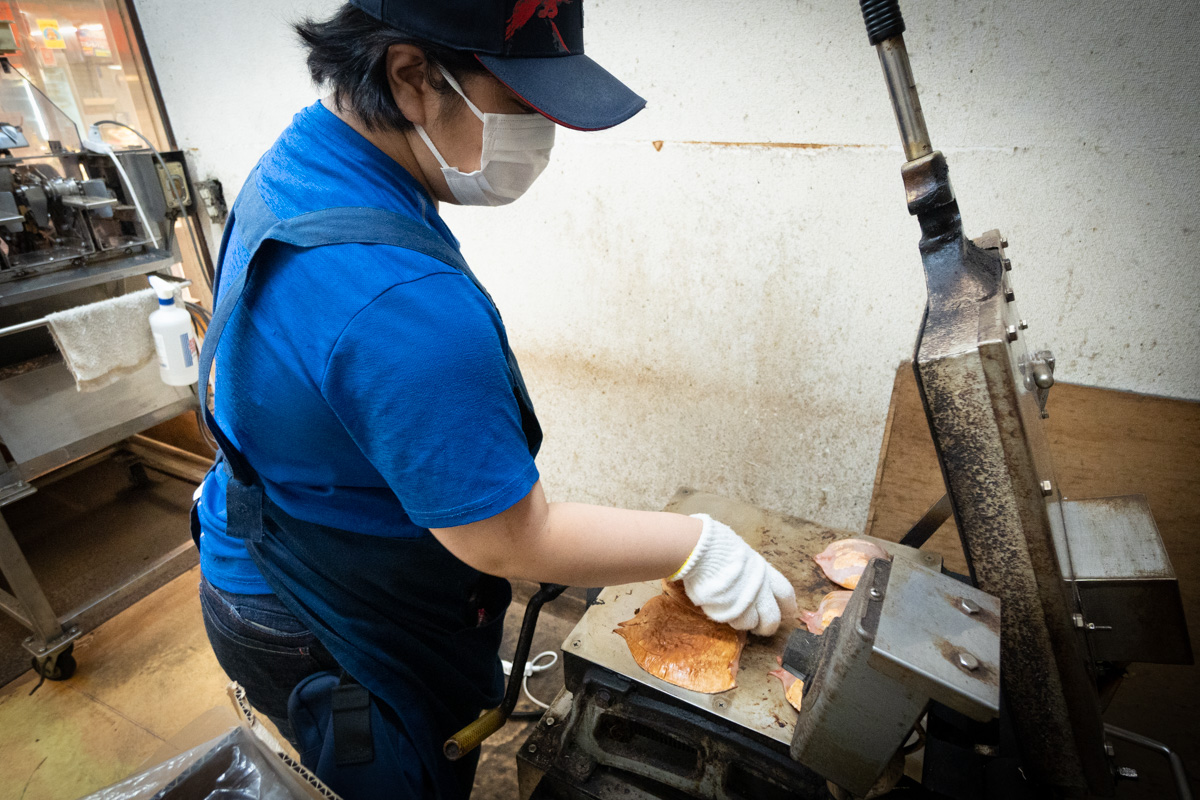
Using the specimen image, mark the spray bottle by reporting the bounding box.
[147,275,198,386]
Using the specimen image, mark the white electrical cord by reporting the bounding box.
[522,675,549,709]
[502,650,557,710]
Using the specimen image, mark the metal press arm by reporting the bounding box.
[854,1,1119,794]
[859,0,932,162]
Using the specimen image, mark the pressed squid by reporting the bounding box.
[799,590,853,634]
[769,657,805,712]
[813,538,891,590]
[614,581,745,694]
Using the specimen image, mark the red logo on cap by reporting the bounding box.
[505,0,572,52]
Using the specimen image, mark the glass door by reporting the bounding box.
[0,0,167,148]
[0,0,212,306]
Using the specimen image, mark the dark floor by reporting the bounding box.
[0,458,196,686]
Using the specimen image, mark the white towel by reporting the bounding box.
[46,288,159,392]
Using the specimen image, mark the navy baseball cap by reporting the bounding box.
[348,0,646,131]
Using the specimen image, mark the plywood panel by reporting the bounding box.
[865,362,1200,779]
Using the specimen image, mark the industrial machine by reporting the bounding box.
[0,65,209,680]
[499,2,1194,798]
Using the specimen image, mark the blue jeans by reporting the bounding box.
[198,574,339,746]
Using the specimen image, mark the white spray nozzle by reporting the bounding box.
[148,274,175,302]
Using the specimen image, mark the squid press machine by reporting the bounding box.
[487,2,1196,799]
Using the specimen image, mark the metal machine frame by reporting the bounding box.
[0,68,210,678]
[0,436,210,679]
[861,0,1191,794]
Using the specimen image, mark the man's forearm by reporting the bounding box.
[430,484,795,635]
[500,502,701,586]
[430,483,702,587]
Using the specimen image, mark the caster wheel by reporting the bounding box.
[31,644,77,681]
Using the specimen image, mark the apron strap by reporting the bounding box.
[198,171,542,502]
[331,671,374,767]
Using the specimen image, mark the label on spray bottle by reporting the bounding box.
[180,332,197,367]
[153,333,168,369]
[153,331,197,370]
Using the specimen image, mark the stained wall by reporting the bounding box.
[134,0,1200,530]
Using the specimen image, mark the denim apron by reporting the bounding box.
[197,167,542,798]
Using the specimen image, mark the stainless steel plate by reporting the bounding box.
[0,359,194,472]
[563,489,943,745]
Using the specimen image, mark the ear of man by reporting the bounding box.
[385,43,437,128]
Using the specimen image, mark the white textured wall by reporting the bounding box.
[137,0,1200,530]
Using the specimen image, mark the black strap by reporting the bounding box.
[331,672,374,767]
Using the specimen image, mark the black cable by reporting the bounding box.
[508,710,543,721]
[185,300,212,327]
[28,662,48,695]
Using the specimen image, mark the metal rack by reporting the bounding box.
[0,67,211,679]
[0,436,210,679]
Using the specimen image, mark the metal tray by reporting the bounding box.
[562,488,943,745]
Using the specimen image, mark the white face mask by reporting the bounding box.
[415,68,555,206]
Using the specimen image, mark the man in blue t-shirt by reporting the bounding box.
[197,2,797,796]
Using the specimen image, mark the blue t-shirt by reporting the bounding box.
[197,101,540,594]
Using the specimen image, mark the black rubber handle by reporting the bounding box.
[498,583,567,718]
[444,582,568,761]
[860,0,905,45]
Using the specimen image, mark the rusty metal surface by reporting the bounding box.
[980,300,1115,794]
[519,678,831,799]
[516,688,573,800]
[917,294,1096,794]
[871,556,1001,721]
[563,488,941,747]
[792,565,901,797]
[912,206,1112,794]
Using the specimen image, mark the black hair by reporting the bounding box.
[294,4,487,132]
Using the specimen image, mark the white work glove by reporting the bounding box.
[675,514,798,637]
